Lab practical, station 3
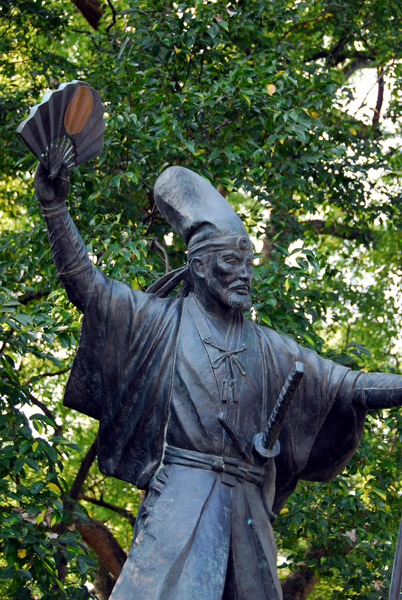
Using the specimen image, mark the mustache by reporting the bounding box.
[228,283,251,292]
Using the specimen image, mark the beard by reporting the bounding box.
[208,280,252,312]
[227,292,252,311]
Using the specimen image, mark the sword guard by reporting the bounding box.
[253,432,280,458]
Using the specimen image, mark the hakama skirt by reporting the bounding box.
[110,464,282,600]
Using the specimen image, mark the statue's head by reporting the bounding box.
[153,166,253,310]
[189,247,253,311]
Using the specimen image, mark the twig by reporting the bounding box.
[29,393,62,437]
[71,27,99,49]
[199,55,204,84]
[105,0,117,31]
[80,494,136,526]
[71,27,93,35]
[353,56,396,119]
[277,4,330,43]
[152,238,171,274]
[144,204,158,236]
[139,176,153,192]
[213,118,231,134]
[24,367,71,385]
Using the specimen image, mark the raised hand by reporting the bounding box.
[34,162,70,207]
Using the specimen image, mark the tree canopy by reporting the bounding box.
[1,0,402,598]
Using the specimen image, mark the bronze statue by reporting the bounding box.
[32,160,402,600]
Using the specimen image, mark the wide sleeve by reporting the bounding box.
[63,270,126,419]
[62,270,184,488]
[298,369,402,482]
[264,327,402,512]
[63,270,156,420]
[258,328,366,512]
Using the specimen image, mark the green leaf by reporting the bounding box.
[29,481,45,494]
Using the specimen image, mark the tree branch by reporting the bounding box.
[29,393,62,437]
[152,238,171,274]
[278,5,331,43]
[105,0,117,32]
[71,0,104,30]
[18,288,50,305]
[80,494,136,526]
[342,57,377,80]
[25,367,71,385]
[353,56,396,119]
[281,541,353,600]
[71,27,93,35]
[372,67,385,126]
[139,176,154,193]
[93,561,117,600]
[76,517,127,579]
[301,219,373,242]
[307,49,376,77]
[212,118,231,134]
[281,546,325,600]
[68,437,98,501]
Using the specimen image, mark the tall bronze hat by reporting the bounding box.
[147,166,252,297]
[154,166,252,258]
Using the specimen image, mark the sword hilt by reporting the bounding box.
[218,412,248,462]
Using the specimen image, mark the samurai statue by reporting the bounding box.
[34,162,402,600]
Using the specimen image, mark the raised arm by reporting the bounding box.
[34,163,95,312]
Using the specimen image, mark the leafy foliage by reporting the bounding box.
[0,289,96,598]
[1,0,402,597]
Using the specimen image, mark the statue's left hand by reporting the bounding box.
[353,386,402,410]
[34,162,70,207]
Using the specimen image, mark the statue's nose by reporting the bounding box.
[239,265,251,281]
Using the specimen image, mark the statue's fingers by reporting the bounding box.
[34,161,49,183]
[57,163,70,200]
[59,163,69,182]
[34,161,51,201]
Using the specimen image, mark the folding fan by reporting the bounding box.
[17,80,105,178]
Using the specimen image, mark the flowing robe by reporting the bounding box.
[64,270,373,599]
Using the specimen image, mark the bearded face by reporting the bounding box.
[199,248,253,312]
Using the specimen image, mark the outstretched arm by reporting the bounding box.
[34,163,95,312]
[352,372,402,410]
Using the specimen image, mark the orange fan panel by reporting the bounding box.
[64,86,94,135]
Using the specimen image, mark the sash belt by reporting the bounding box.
[163,445,265,487]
